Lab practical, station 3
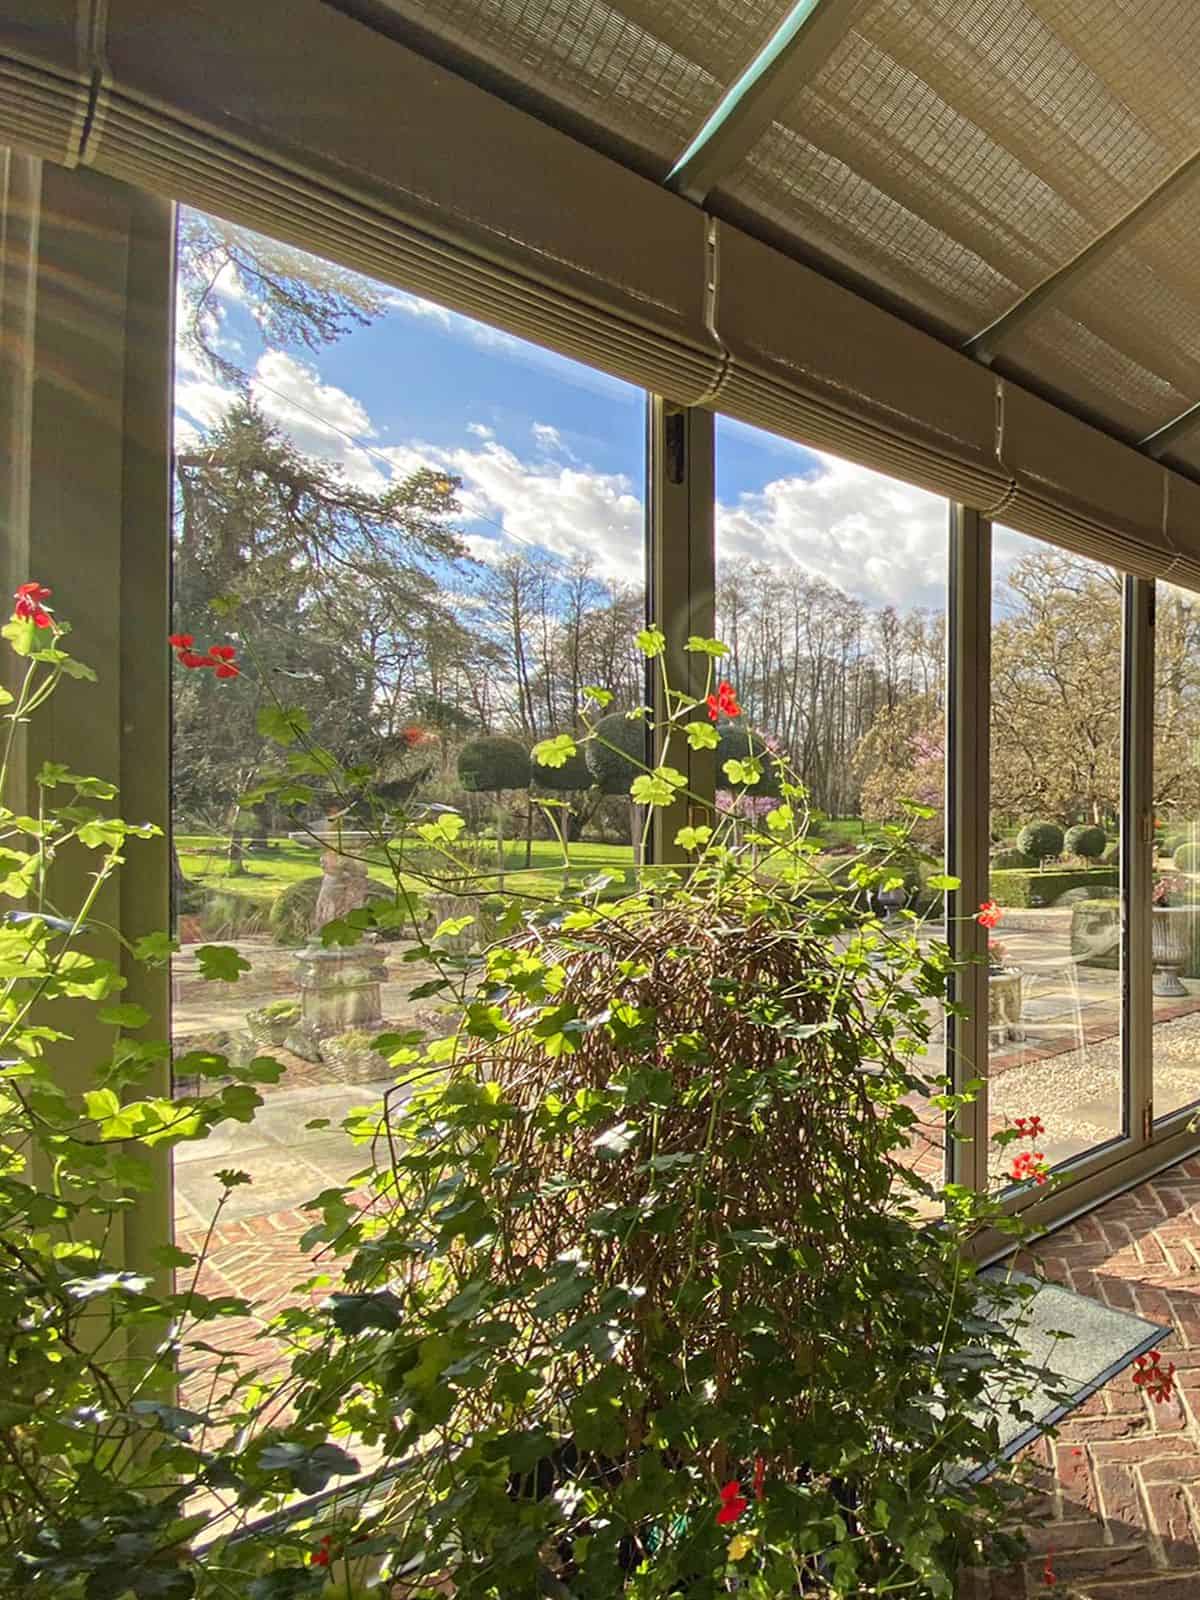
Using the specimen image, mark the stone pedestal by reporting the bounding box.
[285,943,388,1062]
[988,968,1024,1044]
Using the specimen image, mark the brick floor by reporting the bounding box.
[178,1152,1200,1596]
[969,1154,1200,1598]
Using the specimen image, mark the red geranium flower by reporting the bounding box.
[14,582,53,628]
[214,662,240,679]
[1043,1550,1056,1587]
[706,681,742,722]
[310,1534,335,1568]
[752,1455,766,1503]
[716,1481,748,1525]
[167,633,194,649]
[1010,1150,1049,1186]
[208,643,236,661]
[177,650,216,670]
[1133,1349,1176,1404]
[977,899,1002,929]
[1014,1115,1046,1139]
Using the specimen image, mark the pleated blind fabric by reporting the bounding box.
[0,5,91,165]
[4,0,1200,585]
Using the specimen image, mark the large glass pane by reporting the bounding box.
[1152,579,1200,1123]
[714,419,949,1208]
[170,211,646,1348]
[987,534,1125,1180]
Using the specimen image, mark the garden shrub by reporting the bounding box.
[267,874,322,944]
[456,734,530,794]
[531,741,594,791]
[1102,841,1121,865]
[1016,819,1065,863]
[1174,841,1200,873]
[196,889,269,940]
[990,865,1118,908]
[586,710,649,792]
[991,846,1037,871]
[268,873,401,945]
[1064,823,1106,860]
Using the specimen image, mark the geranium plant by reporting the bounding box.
[1,598,1070,1600]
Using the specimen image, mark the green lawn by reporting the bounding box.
[175,834,637,909]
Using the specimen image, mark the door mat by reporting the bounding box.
[967,1266,1171,1479]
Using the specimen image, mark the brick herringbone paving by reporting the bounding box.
[178,1153,1200,1595]
[967,1155,1200,1598]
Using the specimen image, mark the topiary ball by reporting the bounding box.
[586,712,649,795]
[1064,824,1106,861]
[1017,820,1065,863]
[1174,842,1200,874]
[457,735,530,794]
[532,744,595,791]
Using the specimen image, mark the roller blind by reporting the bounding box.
[4,0,1200,584]
[0,5,91,165]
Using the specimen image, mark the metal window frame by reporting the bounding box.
[0,154,174,1285]
[645,399,716,865]
[946,505,991,1193]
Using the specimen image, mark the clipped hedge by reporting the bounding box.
[989,865,1118,909]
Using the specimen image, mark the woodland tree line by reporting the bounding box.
[172,216,1200,848]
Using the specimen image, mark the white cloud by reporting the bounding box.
[716,454,948,610]
[531,422,566,454]
[248,351,385,490]
[467,422,495,440]
[384,290,522,354]
[444,440,643,581]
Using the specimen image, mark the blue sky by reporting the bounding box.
[174,215,953,611]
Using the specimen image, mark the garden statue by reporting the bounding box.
[285,826,388,1063]
[314,843,372,927]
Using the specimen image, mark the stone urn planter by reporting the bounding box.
[285,942,389,1061]
[987,968,1023,1043]
[320,1027,391,1085]
[1152,905,1191,997]
[245,1000,301,1050]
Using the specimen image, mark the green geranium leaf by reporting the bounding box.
[630,767,686,808]
[532,732,578,768]
[593,1122,636,1158]
[684,721,720,750]
[684,635,730,657]
[256,704,311,746]
[635,627,666,659]
[195,944,251,982]
[98,1002,151,1028]
[133,931,178,964]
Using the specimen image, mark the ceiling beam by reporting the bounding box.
[1139,401,1200,461]
[962,144,1200,363]
[665,0,862,203]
